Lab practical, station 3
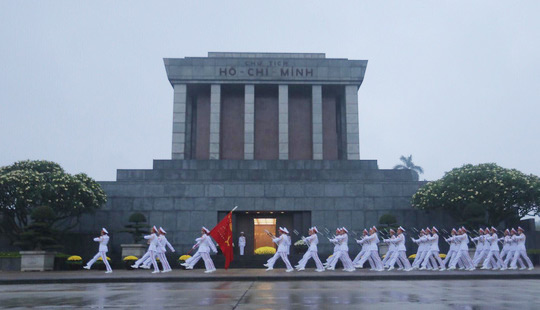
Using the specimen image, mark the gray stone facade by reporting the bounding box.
[76,159,447,256]
[73,53,445,259]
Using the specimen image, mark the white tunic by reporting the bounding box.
[93,235,109,252]
[144,233,159,251]
[197,234,217,253]
[306,234,319,252]
[273,235,291,253]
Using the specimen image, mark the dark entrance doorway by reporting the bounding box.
[217,211,311,256]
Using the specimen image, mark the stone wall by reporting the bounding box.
[74,160,453,258]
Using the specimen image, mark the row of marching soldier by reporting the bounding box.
[81,224,534,273]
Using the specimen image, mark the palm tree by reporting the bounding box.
[394,155,424,175]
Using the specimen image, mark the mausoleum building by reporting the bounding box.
[78,53,443,258]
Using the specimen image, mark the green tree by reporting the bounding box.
[120,212,149,243]
[0,160,107,243]
[394,155,424,176]
[14,206,62,251]
[411,163,540,227]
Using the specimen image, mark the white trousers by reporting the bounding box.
[421,250,444,268]
[387,251,410,269]
[473,249,489,266]
[353,249,369,265]
[296,250,324,270]
[382,250,395,267]
[239,245,245,256]
[449,250,474,269]
[358,250,383,270]
[86,251,112,272]
[511,250,533,269]
[186,251,201,266]
[329,250,355,270]
[502,250,523,268]
[266,251,293,270]
[187,251,215,271]
[143,252,171,271]
[483,250,503,269]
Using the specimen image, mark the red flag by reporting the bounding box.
[209,212,234,269]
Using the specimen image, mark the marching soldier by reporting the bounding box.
[185,227,218,273]
[83,228,112,273]
[420,226,445,271]
[264,227,294,272]
[131,226,160,273]
[385,226,412,271]
[509,226,534,270]
[481,227,503,270]
[353,229,372,268]
[295,227,324,272]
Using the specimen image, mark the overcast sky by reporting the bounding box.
[1,1,539,182]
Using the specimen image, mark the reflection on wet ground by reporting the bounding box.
[0,280,538,309]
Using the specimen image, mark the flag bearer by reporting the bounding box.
[185,227,218,273]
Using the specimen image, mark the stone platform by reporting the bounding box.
[1,268,538,285]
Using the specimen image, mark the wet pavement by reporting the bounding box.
[0,280,538,309]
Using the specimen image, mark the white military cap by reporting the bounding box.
[312,226,318,233]
[202,226,210,233]
[279,227,289,234]
[491,227,497,232]
[398,226,406,232]
[517,226,524,232]
[159,227,167,234]
[341,227,348,233]
[431,227,439,233]
[152,225,158,233]
[102,228,108,234]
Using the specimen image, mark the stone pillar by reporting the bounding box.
[244,85,255,160]
[172,84,187,159]
[209,84,221,160]
[344,85,360,160]
[312,85,323,160]
[278,85,288,160]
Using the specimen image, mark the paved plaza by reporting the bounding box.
[0,279,538,309]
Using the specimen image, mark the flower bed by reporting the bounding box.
[254,247,276,255]
[123,255,138,270]
[66,255,83,270]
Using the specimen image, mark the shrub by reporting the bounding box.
[179,255,191,261]
[123,256,138,261]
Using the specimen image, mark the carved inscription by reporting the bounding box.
[218,60,315,78]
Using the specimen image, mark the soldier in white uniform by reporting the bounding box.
[295,227,324,272]
[509,226,534,270]
[156,227,175,272]
[420,226,445,271]
[471,228,485,265]
[353,229,373,268]
[83,228,112,273]
[482,227,503,270]
[442,228,458,268]
[264,227,293,272]
[385,227,412,271]
[357,226,384,271]
[448,227,475,271]
[238,232,246,256]
[324,228,342,269]
[501,228,524,270]
[382,229,398,268]
[411,229,428,269]
[327,227,355,272]
[474,228,491,267]
[186,227,218,273]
